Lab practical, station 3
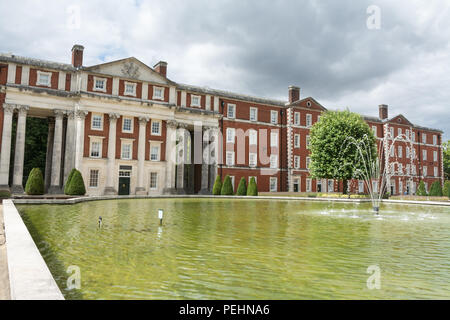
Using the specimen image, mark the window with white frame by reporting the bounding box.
[90,140,102,158]
[306,178,312,192]
[270,132,278,147]
[249,130,257,145]
[412,131,415,142]
[406,164,410,175]
[372,180,378,193]
[270,177,277,192]
[122,117,133,133]
[94,77,106,92]
[406,129,410,139]
[294,134,300,148]
[250,107,258,121]
[294,156,300,169]
[398,163,403,174]
[389,127,394,138]
[151,120,161,135]
[422,133,427,144]
[372,126,377,137]
[317,115,321,122]
[121,141,133,160]
[398,128,402,137]
[91,114,103,130]
[433,151,437,162]
[227,104,236,119]
[37,71,51,86]
[423,150,427,161]
[358,181,364,193]
[150,172,158,190]
[124,82,137,96]
[413,148,417,159]
[226,151,235,166]
[433,135,437,145]
[226,128,235,143]
[294,112,300,125]
[406,147,410,158]
[89,169,99,188]
[191,95,201,107]
[434,167,438,177]
[150,143,161,161]
[153,87,164,100]
[270,155,278,168]
[306,114,312,127]
[412,165,416,175]
[249,153,257,167]
[398,146,402,158]
[270,110,278,124]
[390,146,394,157]
[423,166,427,177]
[306,135,310,149]
[306,157,311,169]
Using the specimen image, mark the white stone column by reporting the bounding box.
[209,127,220,189]
[63,111,76,184]
[163,120,177,194]
[74,110,87,170]
[11,105,29,194]
[48,109,65,194]
[44,118,55,193]
[199,127,210,194]
[104,113,120,195]
[0,104,16,190]
[176,123,189,193]
[136,116,149,195]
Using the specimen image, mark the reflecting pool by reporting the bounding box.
[17,199,450,299]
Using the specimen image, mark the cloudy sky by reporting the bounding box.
[1,0,449,139]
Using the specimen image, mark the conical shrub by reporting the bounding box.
[416,180,427,196]
[64,168,77,194]
[443,180,450,198]
[221,175,233,195]
[247,177,258,196]
[212,175,222,195]
[429,181,443,196]
[25,168,44,195]
[65,169,86,196]
[236,177,247,196]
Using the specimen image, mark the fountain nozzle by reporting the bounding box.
[373,207,379,214]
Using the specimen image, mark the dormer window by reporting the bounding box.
[191,95,201,107]
[124,82,136,96]
[94,77,107,92]
[152,86,164,100]
[37,71,51,87]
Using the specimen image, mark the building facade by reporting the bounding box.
[0,45,444,196]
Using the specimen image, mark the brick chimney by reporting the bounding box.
[288,85,300,103]
[154,61,168,77]
[379,104,388,120]
[71,44,84,68]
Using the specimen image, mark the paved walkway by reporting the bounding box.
[0,204,11,299]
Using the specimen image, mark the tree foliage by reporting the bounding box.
[221,175,234,195]
[429,181,443,196]
[65,169,86,196]
[25,168,44,195]
[444,140,450,180]
[309,110,377,193]
[416,180,427,196]
[443,180,450,198]
[247,177,258,196]
[236,177,247,196]
[212,175,222,195]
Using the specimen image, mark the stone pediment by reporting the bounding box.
[84,57,171,85]
[389,114,413,126]
[291,97,327,111]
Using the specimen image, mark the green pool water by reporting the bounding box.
[17,198,450,300]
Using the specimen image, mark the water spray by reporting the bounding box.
[98,216,103,228]
[158,209,164,226]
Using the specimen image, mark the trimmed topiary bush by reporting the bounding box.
[64,168,77,194]
[429,181,443,196]
[221,175,234,195]
[443,180,450,198]
[247,177,258,196]
[236,177,247,196]
[212,175,222,195]
[65,169,86,196]
[24,168,44,195]
[0,190,11,199]
[416,180,427,196]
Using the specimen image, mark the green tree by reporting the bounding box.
[247,177,258,196]
[65,169,86,196]
[64,168,77,194]
[444,140,450,180]
[24,168,44,195]
[416,180,427,196]
[212,175,222,195]
[309,110,377,194]
[443,180,450,198]
[236,177,247,196]
[220,175,234,195]
[429,181,443,196]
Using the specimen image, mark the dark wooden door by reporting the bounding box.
[118,177,130,195]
